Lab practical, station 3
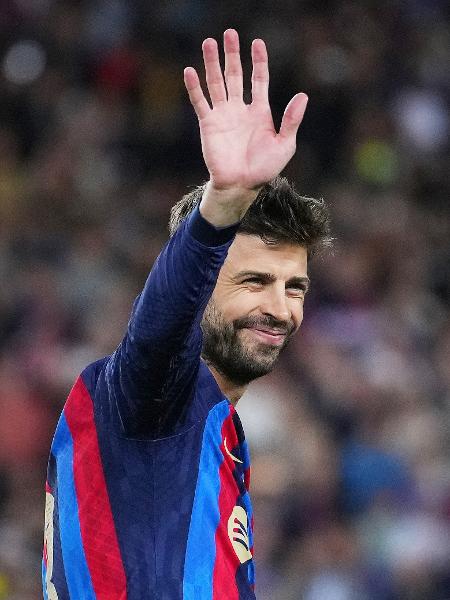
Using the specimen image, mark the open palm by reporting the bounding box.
[184,29,308,191]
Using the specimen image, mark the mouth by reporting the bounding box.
[242,327,287,346]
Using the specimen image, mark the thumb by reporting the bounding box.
[279,93,308,140]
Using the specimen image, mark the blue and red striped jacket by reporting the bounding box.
[42,207,256,599]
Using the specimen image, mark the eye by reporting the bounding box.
[286,286,307,298]
[243,277,264,288]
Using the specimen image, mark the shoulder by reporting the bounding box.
[79,356,109,398]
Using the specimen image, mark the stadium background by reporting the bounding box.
[0,1,449,598]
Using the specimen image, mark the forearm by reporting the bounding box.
[129,205,239,342]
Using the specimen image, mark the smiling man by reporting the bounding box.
[169,178,323,407]
[43,30,331,600]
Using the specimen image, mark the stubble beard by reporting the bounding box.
[201,300,294,386]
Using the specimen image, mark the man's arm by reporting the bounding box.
[103,29,308,436]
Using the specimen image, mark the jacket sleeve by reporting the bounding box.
[103,206,239,437]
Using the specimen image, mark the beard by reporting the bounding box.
[201,300,295,386]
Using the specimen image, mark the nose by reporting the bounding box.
[260,285,291,323]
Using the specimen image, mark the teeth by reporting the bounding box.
[243,326,286,336]
[255,329,284,336]
[258,329,282,335]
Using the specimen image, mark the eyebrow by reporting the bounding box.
[234,271,310,292]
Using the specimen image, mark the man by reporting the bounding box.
[43,29,331,599]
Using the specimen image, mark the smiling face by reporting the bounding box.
[201,233,309,387]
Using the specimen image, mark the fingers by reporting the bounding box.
[224,29,243,100]
[186,32,295,120]
[251,39,269,104]
[279,93,308,140]
[183,67,210,119]
[202,38,227,105]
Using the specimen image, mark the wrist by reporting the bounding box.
[199,181,261,228]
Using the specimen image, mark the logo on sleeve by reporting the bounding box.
[228,506,252,563]
[223,437,243,464]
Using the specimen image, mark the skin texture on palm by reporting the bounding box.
[183,29,309,226]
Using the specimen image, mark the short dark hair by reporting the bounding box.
[169,176,332,256]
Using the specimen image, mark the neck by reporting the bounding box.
[206,363,247,406]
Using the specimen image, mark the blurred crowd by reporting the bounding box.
[0,1,449,598]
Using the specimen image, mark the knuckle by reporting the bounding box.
[252,74,268,83]
[225,65,242,75]
[207,75,224,85]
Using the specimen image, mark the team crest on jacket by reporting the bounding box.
[228,506,252,563]
[43,488,59,599]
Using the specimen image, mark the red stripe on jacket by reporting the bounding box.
[64,377,127,599]
[212,407,243,600]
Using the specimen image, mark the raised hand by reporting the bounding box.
[184,29,308,216]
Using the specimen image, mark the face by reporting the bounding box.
[201,234,309,386]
